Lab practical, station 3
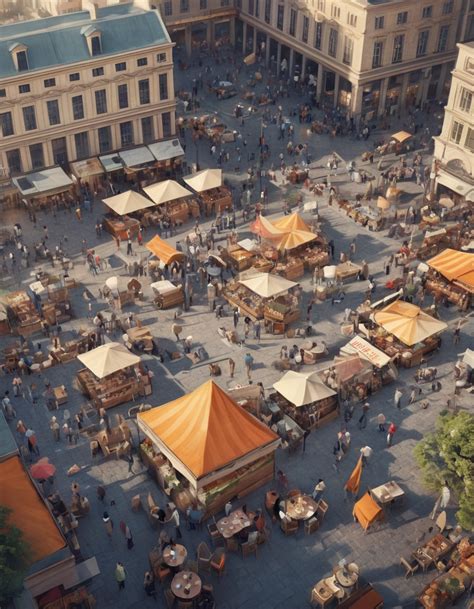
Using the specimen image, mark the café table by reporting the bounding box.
[162,544,187,568]
[285,495,318,521]
[171,571,202,600]
[334,565,359,588]
[216,509,252,539]
[370,481,405,507]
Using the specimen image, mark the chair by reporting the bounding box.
[177,601,193,609]
[280,518,299,536]
[400,556,419,578]
[210,548,226,576]
[241,531,258,558]
[304,517,320,535]
[317,500,328,523]
[265,491,278,521]
[310,581,335,608]
[207,517,224,547]
[155,564,172,583]
[225,536,239,553]
[163,588,175,609]
[185,559,199,574]
[197,542,212,573]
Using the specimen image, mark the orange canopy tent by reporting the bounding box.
[250,215,285,239]
[274,229,316,251]
[146,235,185,265]
[0,456,65,561]
[345,456,363,496]
[272,212,311,232]
[138,380,279,487]
[353,492,383,531]
[428,248,474,292]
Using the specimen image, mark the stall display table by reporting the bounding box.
[216,509,252,538]
[103,215,140,239]
[126,326,154,352]
[370,481,405,507]
[151,280,185,309]
[76,367,149,410]
[336,261,361,282]
[171,571,202,600]
[273,259,304,281]
[223,246,256,271]
[201,186,232,216]
[53,385,68,406]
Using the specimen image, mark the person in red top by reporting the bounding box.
[387,422,397,447]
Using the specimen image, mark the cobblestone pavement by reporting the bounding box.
[0,51,472,609]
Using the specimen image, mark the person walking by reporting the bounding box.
[120,521,134,549]
[167,505,182,539]
[244,316,251,339]
[386,422,397,447]
[244,353,254,380]
[253,320,261,343]
[126,238,133,256]
[409,387,421,405]
[233,308,239,329]
[143,571,156,598]
[312,479,326,502]
[228,358,235,378]
[377,413,386,432]
[97,486,106,502]
[349,239,356,259]
[394,387,403,409]
[2,391,16,421]
[26,429,40,456]
[453,323,461,345]
[360,445,373,467]
[171,323,182,341]
[115,562,126,590]
[102,511,114,537]
[358,402,370,430]
[12,375,23,397]
[50,416,60,441]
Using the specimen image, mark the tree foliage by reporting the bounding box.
[414,411,474,531]
[0,506,30,604]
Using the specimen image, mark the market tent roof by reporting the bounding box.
[103,190,156,215]
[143,180,192,205]
[77,342,140,379]
[183,168,222,192]
[391,131,412,143]
[428,249,474,289]
[99,153,124,172]
[70,157,104,179]
[239,272,297,298]
[332,355,371,383]
[373,300,447,346]
[137,380,279,479]
[274,229,316,251]
[436,171,474,202]
[272,212,311,232]
[273,370,337,407]
[250,215,284,239]
[0,456,65,561]
[353,492,383,531]
[148,138,185,162]
[119,146,155,168]
[341,336,391,368]
[146,235,185,265]
[13,167,73,197]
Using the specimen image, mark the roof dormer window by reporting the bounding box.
[91,35,102,56]
[9,43,29,72]
[81,26,102,56]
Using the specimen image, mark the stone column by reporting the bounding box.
[207,21,213,48]
[265,34,271,66]
[436,63,448,99]
[276,43,282,76]
[301,55,307,78]
[185,26,192,56]
[288,48,294,75]
[229,17,236,46]
[333,73,340,108]
[316,68,323,102]
[399,72,409,114]
[378,78,389,117]
[351,83,363,117]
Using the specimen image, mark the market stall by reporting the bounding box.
[353,492,383,531]
[76,343,149,410]
[271,370,338,431]
[12,167,75,211]
[148,138,185,179]
[183,168,232,216]
[3,290,43,337]
[146,235,186,283]
[118,146,157,189]
[102,191,155,239]
[70,157,105,192]
[426,248,474,310]
[151,280,184,309]
[103,276,140,310]
[137,380,280,516]
[143,180,194,226]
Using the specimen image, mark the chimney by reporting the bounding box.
[82,0,98,19]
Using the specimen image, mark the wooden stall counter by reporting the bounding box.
[76,366,150,410]
[103,214,140,240]
[272,258,304,281]
[166,199,191,225]
[94,423,132,458]
[304,249,330,272]
[222,245,256,271]
[4,291,42,337]
[372,333,441,368]
[336,261,362,282]
[201,186,232,216]
[222,282,265,320]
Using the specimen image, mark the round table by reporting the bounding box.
[285,495,318,521]
[162,544,187,568]
[171,571,202,600]
[334,566,358,588]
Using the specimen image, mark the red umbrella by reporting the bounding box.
[30,459,56,480]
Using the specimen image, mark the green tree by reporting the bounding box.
[0,506,30,604]
[414,411,474,531]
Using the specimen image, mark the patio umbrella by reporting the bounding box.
[143,180,192,205]
[30,459,56,480]
[373,300,447,346]
[344,456,363,496]
[250,215,284,239]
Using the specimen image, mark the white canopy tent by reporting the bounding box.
[183,169,222,192]
[239,273,297,298]
[103,191,156,215]
[77,342,140,379]
[273,371,337,407]
[143,180,192,205]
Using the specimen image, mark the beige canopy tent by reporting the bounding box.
[377,196,390,210]
[77,342,140,379]
[239,272,297,298]
[183,169,222,192]
[143,180,192,205]
[373,300,447,346]
[103,191,155,215]
[272,212,311,232]
[391,131,412,143]
[273,370,337,407]
[274,229,316,251]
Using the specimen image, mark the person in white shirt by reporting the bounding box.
[312,479,326,502]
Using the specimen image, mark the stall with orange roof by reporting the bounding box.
[353,492,383,531]
[425,248,473,311]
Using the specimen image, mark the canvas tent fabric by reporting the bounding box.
[273,370,337,407]
[436,172,474,202]
[150,280,179,294]
[428,248,474,289]
[70,158,104,179]
[373,300,447,346]
[77,342,140,379]
[119,146,155,168]
[353,492,383,530]
[250,215,285,239]
[13,167,73,197]
[391,131,412,143]
[274,229,316,251]
[143,180,192,205]
[146,235,185,265]
[345,456,363,496]
[148,139,185,162]
[341,336,391,368]
[239,272,297,298]
[99,154,124,172]
[272,212,311,232]
[0,456,65,561]
[137,380,278,479]
[183,169,222,192]
[103,190,155,215]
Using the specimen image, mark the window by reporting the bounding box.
[162,112,172,138]
[347,13,357,26]
[29,143,44,170]
[91,35,101,56]
[442,0,453,14]
[396,11,408,24]
[317,0,325,11]
[459,88,472,113]
[44,78,56,88]
[277,4,284,30]
[47,99,61,125]
[6,150,22,175]
[95,89,107,114]
[17,50,28,71]
[314,21,323,49]
[328,28,338,57]
[437,25,449,52]
[0,89,5,97]
[141,116,154,143]
[264,0,271,23]
[451,121,464,144]
[22,106,37,131]
[98,126,112,154]
[74,131,90,159]
[372,41,383,68]
[163,0,172,16]
[159,73,168,100]
[72,95,84,120]
[248,0,254,14]
[302,15,309,43]
[115,62,126,72]
[416,30,429,56]
[157,53,167,63]
[375,16,384,29]
[343,36,353,65]
[289,8,297,36]
[0,112,14,137]
[51,137,68,166]
[422,5,432,18]
[69,72,80,81]
[392,34,404,63]
[137,57,148,67]
[139,79,150,104]
[180,0,189,12]
[92,67,104,77]
[118,84,129,109]
[331,4,340,18]
[466,128,474,152]
[120,121,134,147]
[255,0,259,18]
[200,0,207,8]
[19,84,30,94]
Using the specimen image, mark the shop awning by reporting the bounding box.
[99,154,124,172]
[353,492,383,531]
[146,235,185,265]
[428,248,474,289]
[333,355,371,383]
[119,147,155,168]
[143,180,192,205]
[436,171,474,201]
[341,336,391,368]
[183,168,222,192]
[272,212,311,232]
[275,229,316,251]
[103,190,155,215]
[148,138,185,162]
[373,300,447,346]
[239,272,297,298]
[273,370,337,407]
[70,157,104,179]
[391,130,412,143]
[137,380,279,479]
[0,456,66,561]
[13,167,73,197]
[77,342,140,379]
